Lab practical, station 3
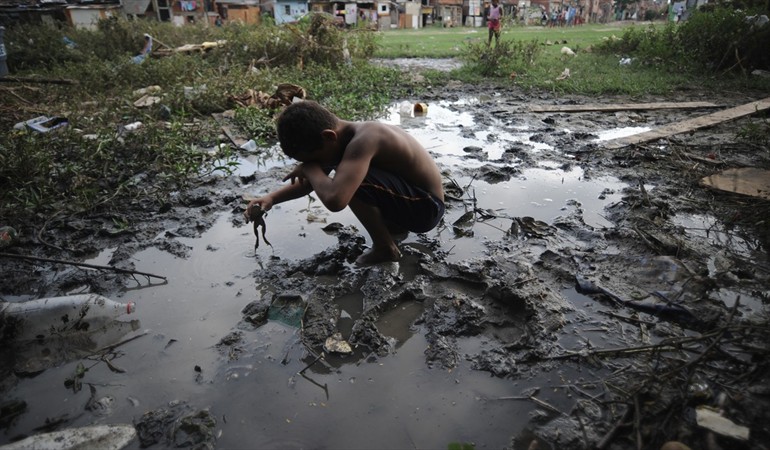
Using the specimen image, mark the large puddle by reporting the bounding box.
[4,98,748,449]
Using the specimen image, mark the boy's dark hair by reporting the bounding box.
[276,101,338,158]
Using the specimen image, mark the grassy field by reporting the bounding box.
[372,20,770,96]
[373,21,644,58]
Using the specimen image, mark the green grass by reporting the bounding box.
[374,22,645,58]
[374,20,770,95]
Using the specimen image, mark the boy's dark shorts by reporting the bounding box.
[354,167,445,233]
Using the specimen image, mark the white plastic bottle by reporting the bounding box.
[0,294,136,342]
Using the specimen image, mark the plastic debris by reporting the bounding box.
[0,424,136,450]
[556,68,571,80]
[0,294,135,342]
[133,95,161,108]
[413,102,428,115]
[12,116,68,133]
[695,406,750,440]
[560,46,575,56]
[399,100,413,115]
[267,294,305,328]
[133,85,161,96]
[123,121,143,132]
[324,332,353,354]
[240,139,258,152]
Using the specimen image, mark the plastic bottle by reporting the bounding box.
[0,294,136,342]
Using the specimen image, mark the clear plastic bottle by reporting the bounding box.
[0,294,136,342]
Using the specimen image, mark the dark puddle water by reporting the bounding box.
[6,98,747,449]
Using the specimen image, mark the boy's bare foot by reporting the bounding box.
[356,246,402,265]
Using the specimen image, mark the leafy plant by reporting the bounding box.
[460,39,542,77]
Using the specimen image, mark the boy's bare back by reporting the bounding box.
[341,121,444,202]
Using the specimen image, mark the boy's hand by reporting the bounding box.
[283,164,308,185]
[244,196,273,223]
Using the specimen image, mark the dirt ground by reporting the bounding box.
[1,78,769,449]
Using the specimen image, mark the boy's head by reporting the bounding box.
[276,100,339,160]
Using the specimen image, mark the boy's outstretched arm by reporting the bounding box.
[244,170,314,220]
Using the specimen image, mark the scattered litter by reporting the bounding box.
[560,46,575,56]
[62,36,76,49]
[133,85,161,96]
[239,139,258,152]
[399,100,413,115]
[751,69,770,77]
[229,83,306,109]
[123,121,143,132]
[324,332,353,354]
[153,40,227,58]
[413,102,428,115]
[0,294,135,342]
[133,95,161,108]
[13,116,68,133]
[695,406,750,440]
[266,293,305,328]
[700,167,770,200]
[0,424,136,450]
[183,85,207,99]
[619,57,632,65]
[555,68,571,80]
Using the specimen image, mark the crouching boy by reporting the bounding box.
[244,100,445,264]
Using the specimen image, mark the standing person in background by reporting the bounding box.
[486,0,503,47]
[676,4,684,22]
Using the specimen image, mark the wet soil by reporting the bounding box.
[1,71,769,450]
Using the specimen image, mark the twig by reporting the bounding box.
[0,252,167,281]
[0,76,77,84]
[495,395,566,416]
[596,405,631,450]
[633,395,642,450]
[660,296,740,379]
[544,328,726,361]
[98,329,150,353]
[598,310,657,327]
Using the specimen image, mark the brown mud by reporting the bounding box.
[1,79,769,449]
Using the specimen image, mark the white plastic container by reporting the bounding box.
[0,294,135,341]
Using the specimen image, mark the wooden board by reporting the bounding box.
[528,101,719,113]
[603,97,770,149]
[700,168,770,200]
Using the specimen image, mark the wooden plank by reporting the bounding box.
[528,101,719,113]
[603,97,770,149]
[700,168,770,200]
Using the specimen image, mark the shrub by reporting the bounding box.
[678,6,770,71]
[595,6,770,72]
[460,39,542,77]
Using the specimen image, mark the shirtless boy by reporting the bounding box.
[244,100,445,264]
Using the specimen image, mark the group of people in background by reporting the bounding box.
[547,6,584,27]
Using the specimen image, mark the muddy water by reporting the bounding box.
[3,99,639,449]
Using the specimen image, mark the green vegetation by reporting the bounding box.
[374,22,639,59]
[0,16,404,225]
